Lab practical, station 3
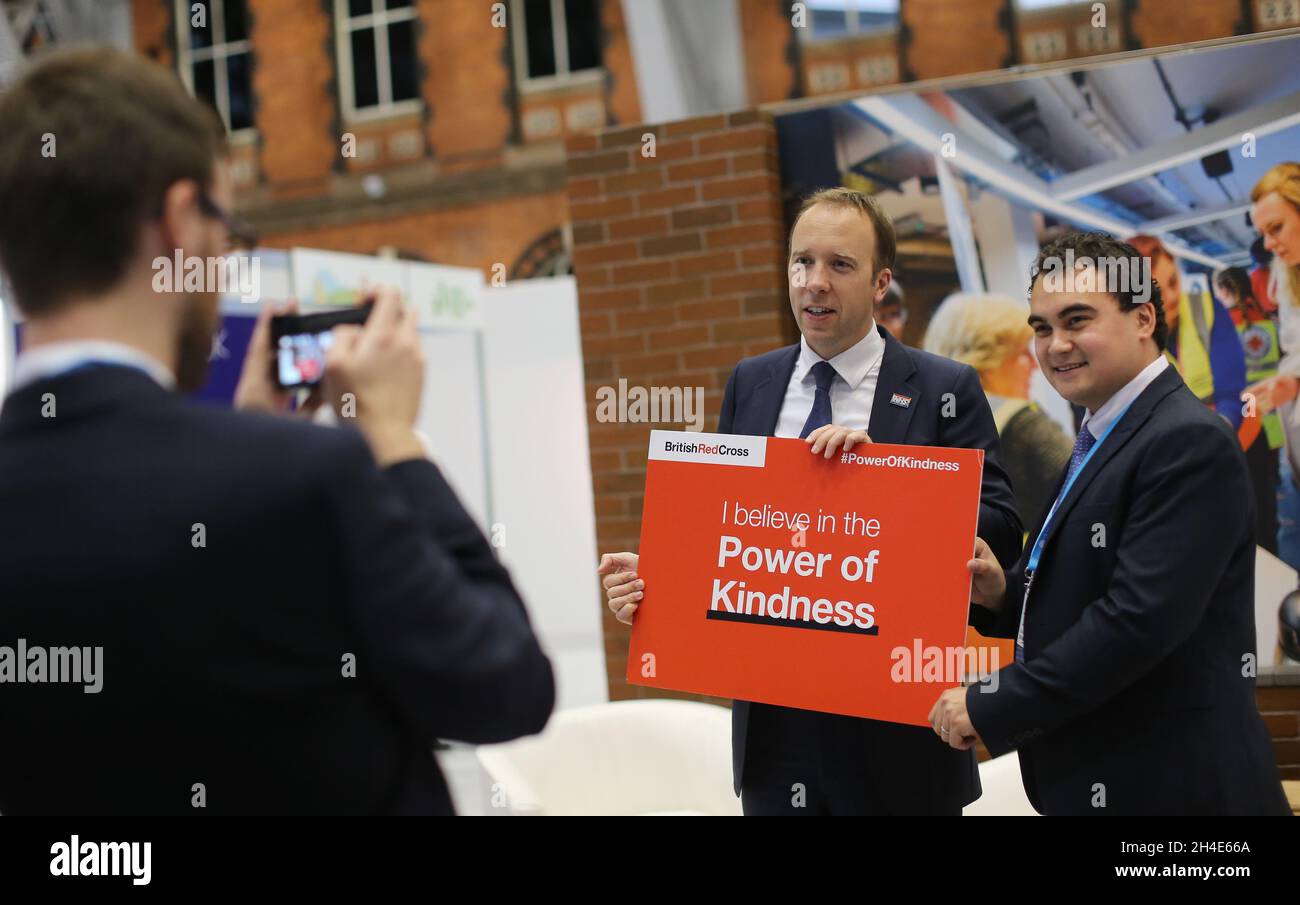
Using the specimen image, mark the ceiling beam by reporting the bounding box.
[1142,201,1251,234]
[851,93,1230,270]
[1048,90,1300,201]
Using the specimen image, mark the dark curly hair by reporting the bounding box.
[1028,231,1168,351]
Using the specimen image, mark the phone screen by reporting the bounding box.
[276,330,334,388]
[270,301,372,389]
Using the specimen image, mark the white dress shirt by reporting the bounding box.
[774,326,887,439]
[10,340,176,395]
[1079,355,1169,441]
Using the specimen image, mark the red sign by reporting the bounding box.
[627,431,985,725]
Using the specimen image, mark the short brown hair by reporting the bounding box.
[791,187,897,274]
[1029,231,1168,352]
[0,47,228,316]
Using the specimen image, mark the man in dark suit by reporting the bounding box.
[930,231,1289,815]
[600,188,1023,815]
[0,48,553,815]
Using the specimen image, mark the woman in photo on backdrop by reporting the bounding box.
[923,293,1072,529]
[1214,265,1283,554]
[1247,162,1300,571]
[1125,233,1248,432]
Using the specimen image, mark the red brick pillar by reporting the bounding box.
[902,0,1012,80]
[565,111,793,699]
[250,0,337,198]
[1129,0,1244,48]
[1259,686,1300,783]
[419,0,512,171]
[131,0,173,67]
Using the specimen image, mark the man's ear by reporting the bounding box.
[157,179,203,259]
[874,267,893,304]
[1134,300,1157,340]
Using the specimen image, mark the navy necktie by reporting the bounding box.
[1065,422,1097,483]
[799,361,837,439]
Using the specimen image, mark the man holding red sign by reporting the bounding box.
[600,188,1022,815]
[930,232,1288,815]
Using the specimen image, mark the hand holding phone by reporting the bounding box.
[270,302,373,390]
[322,288,426,465]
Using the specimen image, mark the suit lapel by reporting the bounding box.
[1034,365,1185,555]
[744,345,799,436]
[867,326,919,444]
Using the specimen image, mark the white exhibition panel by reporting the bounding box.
[415,331,490,530]
[482,277,608,710]
[229,249,607,710]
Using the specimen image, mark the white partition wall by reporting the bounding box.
[283,247,493,524]
[482,277,607,709]
[416,332,491,529]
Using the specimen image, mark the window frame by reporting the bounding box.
[334,0,423,123]
[174,0,256,137]
[511,0,605,95]
[798,0,900,45]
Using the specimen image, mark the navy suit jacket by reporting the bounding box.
[0,364,554,815]
[967,364,1289,815]
[717,327,1023,808]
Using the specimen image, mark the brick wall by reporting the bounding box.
[902,0,1012,81]
[421,0,512,170]
[1130,0,1246,49]
[131,0,173,66]
[257,189,568,276]
[1016,0,1124,64]
[1260,684,1300,782]
[805,32,901,96]
[250,0,337,198]
[739,0,800,104]
[565,111,792,700]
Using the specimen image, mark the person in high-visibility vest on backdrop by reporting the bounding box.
[1127,234,1247,434]
[1214,265,1282,554]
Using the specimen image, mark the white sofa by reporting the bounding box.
[476,699,742,815]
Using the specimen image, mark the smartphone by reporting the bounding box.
[270,302,373,389]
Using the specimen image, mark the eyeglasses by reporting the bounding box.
[198,193,259,252]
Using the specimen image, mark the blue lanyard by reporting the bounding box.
[1025,401,1133,575]
[1013,403,1128,657]
[1016,402,1132,658]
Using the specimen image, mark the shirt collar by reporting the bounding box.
[795,324,886,391]
[11,341,177,394]
[1081,355,1168,440]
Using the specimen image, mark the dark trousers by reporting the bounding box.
[739,703,961,816]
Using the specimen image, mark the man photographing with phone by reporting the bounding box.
[0,47,553,815]
[236,294,427,467]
